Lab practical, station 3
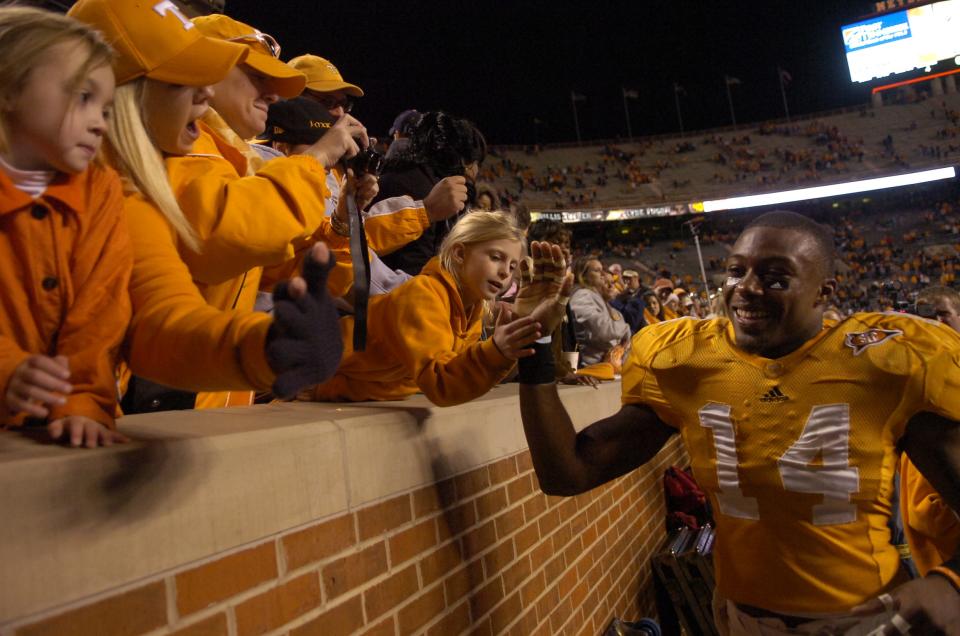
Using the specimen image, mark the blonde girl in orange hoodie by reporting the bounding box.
[0,7,131,447]
[308,211,543,406]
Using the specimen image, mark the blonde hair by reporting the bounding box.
[104,79,201,252]
[0,5,112,155]
[439,210,527,284]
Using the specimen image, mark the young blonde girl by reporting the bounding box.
[0,7,130,447]
[306,211,541,405]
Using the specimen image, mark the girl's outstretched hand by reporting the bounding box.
[492,307,541,361]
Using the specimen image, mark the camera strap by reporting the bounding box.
[348,192,370,351]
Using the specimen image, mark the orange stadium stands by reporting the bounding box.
[480,92,960,211]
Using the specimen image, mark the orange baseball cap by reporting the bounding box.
[68,0,246,86]
[288,54,364,97]
[192,15,305,99]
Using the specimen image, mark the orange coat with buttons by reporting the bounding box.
[0,164,132,429]
[307,257,516,406]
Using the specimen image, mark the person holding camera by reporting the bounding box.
[374,111,488,276]
[261,97,423,300]
[288,56,470,276]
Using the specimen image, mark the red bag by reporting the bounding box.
[663,466,709,531]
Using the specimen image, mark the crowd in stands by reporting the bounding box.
[471,91,960,213]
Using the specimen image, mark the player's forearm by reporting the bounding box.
[519,383,593,496]
[518,385,673,495]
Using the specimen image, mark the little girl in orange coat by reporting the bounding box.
[0,7,131,447]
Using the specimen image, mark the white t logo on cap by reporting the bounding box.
[153,1,194,30]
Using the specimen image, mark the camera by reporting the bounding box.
[344,139,383,177]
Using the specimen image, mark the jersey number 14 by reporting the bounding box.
[699,403,861,525]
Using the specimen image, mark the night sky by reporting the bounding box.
[227,0,876,145]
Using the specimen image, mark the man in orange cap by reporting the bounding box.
[288,54,364,119]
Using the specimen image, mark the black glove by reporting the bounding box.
[266,245,344,398]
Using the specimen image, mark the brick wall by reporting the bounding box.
[8,438,687,636]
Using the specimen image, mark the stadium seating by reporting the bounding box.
[481,92,960,211]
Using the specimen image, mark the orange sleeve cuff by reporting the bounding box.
[478,337,517,374]
[238,314,276,392]
[49,394,115,430]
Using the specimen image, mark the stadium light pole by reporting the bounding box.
[724,75,741,129]
[570,91,585,146]
[778,67,792,122]
[673,82,685,138]
[622,87,638,140]
[684,220,712,304]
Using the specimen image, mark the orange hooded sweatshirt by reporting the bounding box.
[308,257,516,406]
[0,164,132,429]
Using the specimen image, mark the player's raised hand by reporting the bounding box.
[266,243,344,398]
[513,241,572,335]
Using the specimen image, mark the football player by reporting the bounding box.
[514,211,960,634]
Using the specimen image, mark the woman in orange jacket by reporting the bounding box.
[68,0,344,408]
[307,211,542,406]
[128,14,378,409]
[0,7,131,447]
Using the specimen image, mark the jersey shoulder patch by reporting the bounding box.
[843,328,903,356]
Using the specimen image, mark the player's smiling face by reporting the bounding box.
[723,226,835,358]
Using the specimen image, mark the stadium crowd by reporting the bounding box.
[0,1,958,633]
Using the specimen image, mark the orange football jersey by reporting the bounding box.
[621,313,960,614]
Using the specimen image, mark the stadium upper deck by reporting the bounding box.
[481,91,960,211]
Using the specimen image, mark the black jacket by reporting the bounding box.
[375,162,466,276]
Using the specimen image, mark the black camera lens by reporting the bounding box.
[345,146,383,177]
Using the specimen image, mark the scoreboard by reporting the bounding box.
[842,0,960,83]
